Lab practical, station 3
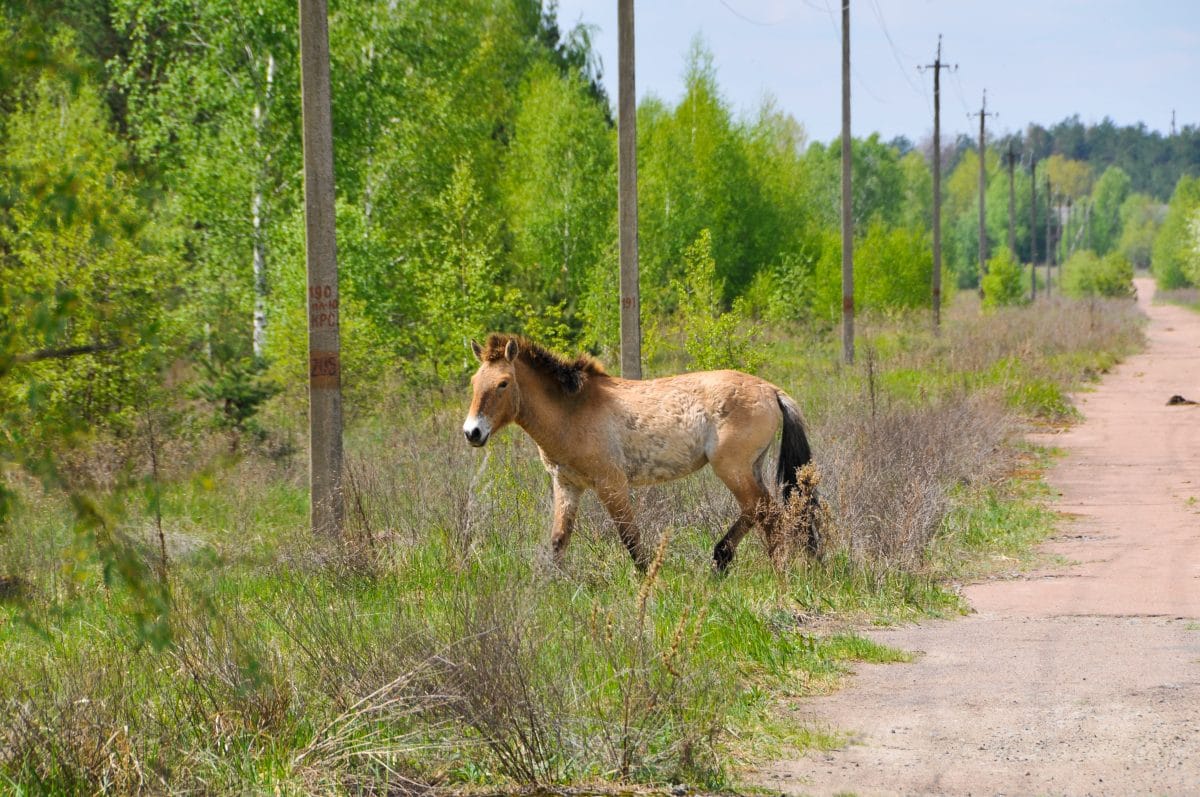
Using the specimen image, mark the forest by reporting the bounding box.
[3,0,1200,445]
[2,0,1200,791]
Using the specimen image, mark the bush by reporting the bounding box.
[810,223,933,323]
[981,246,1027,308]
[665,229,764,373]
[1061,250,1135,299]
[1152,174,1200,289]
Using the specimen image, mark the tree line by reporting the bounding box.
[3,0,1200,489]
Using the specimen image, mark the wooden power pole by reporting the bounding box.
[919,35,954,334]
[970,90,996,297]
[1029,155,1038,300]
[617,0,641,379]
[840,0,854,365]
[298,0,344,538]
[1006,141,1017,255]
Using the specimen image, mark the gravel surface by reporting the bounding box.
[754,279,1200,796]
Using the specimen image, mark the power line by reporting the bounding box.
[949,67,973,116]
[820,0,886,104]
[717,0,786,28]
[868,0,926,108]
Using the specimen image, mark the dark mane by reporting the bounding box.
[481,333,606,396]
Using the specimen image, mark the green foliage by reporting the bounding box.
[981,246,1028,308]
[1151,175,1200,289]
[857,222,934,310]
[0,71,182,445]
[1019,115,1200,200]
[668,229,764,373]
[1061,250,1135,299]
[808,132,905,229]
[811,223,932,322]
[1088,166,1132,255]
[502,61,615,303]
[517,299,576,354]
[898,150,933,232]
[636,39,767,303]
[195,352,279,442]
[1117,192,1163,269]
[413,162,519,380]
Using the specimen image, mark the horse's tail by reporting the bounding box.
[776,392,821,555]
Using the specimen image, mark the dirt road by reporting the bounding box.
[756,279,1200,796]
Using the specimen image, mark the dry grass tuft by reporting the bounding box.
[815,392,1010,571]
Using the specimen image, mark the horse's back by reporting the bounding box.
[594,369,784,486]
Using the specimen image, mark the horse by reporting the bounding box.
[461,333,819,572]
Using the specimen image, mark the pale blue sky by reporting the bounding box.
[552,0,1200,145]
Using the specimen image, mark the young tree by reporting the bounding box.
[502,61,615,305]
[1089,166,1132,255]
[112,0,302,364]
[1152,175,1200,288]
[1116,193,1163,270]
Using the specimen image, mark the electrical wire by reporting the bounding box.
[950,67,974,116]
[820,0,887,104]
[717,0,786,27]
[869,0,926,106]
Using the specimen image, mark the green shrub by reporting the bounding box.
[669,229,764,373]
[811,223,932,322]
[1061,249,1135,299]
[981,246,1027,308]
[1153,175,1200,289]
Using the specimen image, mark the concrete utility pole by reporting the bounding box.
[1029,156,1038,300]
[919,35,955,334]
[298,0,344,538]
[1045,175,1054,295]
[617,0,642,379]
[840,0,854,365]
[1006,141,1017,256]
[970,90,996,297]
[1070,198,1080,260]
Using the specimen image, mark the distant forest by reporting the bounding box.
[4,0,1200,456]
[891,117,1200,201]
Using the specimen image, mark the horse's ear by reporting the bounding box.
[504,338,519,362]
[469,339,483,361]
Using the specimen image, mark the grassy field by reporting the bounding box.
[0,294,1143,793]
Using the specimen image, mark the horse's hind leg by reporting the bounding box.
[713,512,756,572]
[710,455,771,573]
[596,481,649,572]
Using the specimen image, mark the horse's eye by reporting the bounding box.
[498,380,509,390]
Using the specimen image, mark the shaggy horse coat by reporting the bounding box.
[462,334,817,571]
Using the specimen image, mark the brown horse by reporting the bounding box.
[462,334,818,572]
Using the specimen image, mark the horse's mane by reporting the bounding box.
[481,333,606,396]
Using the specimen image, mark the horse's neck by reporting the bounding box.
[514,361,573,454]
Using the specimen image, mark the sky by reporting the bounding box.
[551,0,1200,146]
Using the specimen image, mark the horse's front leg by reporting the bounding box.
[596,481,649,572]
[550,478,582,565]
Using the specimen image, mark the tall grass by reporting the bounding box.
[0,295,1143,793]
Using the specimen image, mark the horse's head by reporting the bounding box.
[462,337,520,447]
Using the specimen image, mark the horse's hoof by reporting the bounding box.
[712,543,734,574]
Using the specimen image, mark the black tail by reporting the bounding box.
[776,393,821,554]
[776,393,812,499]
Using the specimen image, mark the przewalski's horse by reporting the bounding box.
[462,334,818,572]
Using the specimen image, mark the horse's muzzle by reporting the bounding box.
[463,417,491,447]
